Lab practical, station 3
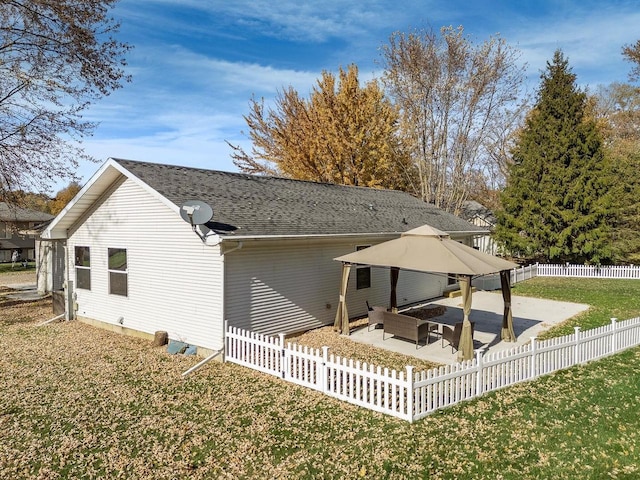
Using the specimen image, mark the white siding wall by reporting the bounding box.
[67,178,224,350]
[468,216,497,255]
[224,239,445,335]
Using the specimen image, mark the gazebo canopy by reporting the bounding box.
[333,225,519,360]
[335,225,516,275]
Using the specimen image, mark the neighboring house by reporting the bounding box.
[460,200,498,256]
[0,202,53,263]
[41,158,485,355]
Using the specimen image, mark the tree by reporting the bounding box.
[0,0,130,199]
[229,64,413,190]
[49,181,82,215]
[594,83,640,262]
[0,189,50,213]
[380,26,527,214]
[496,50,614,264]
[623,39,640,82]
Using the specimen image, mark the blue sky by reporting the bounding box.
[71,0,640,190]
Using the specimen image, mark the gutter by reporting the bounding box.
[211,229,488,242]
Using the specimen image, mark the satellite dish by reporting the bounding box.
[180,200,213,226]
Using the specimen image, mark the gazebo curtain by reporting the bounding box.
[500,269,516,342]
[457,274,474,361]
[333,263,352,334]
[390,267,399,313]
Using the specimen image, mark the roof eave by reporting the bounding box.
[217,229,485,242]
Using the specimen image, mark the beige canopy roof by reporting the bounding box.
[334,225,517,275]
[333,225,519,361]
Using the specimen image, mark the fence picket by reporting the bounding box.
[532,263,640,279]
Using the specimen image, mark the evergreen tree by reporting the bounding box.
[495,51,614,264]
[594,83,640,263]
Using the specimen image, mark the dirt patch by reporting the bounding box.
[0,270,36,286]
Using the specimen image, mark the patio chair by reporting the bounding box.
[366,301,386,331]
[441,321,475,353]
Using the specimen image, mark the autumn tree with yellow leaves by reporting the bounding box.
[229,64,414,190]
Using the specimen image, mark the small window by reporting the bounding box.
[355,245,371,290]
[108,248,127,296]
[1,222,12,239]
[75,246,91,290]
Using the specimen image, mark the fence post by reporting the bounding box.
[530,337,537,380]
[611,318,618,354]
[574,326,581,365]
[406,365,414,423]
[475,349,485,397]
[321,346,330,394]
[279,333,287,379]
[223,320,228,363]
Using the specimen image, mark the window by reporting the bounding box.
[355,245,371,290]
[108,248,128,296]
[1,222,12,239]
[75,246,91,290]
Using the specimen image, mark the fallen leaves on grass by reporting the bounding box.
[1,301,639,479]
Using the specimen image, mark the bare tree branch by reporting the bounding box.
[0,0,131,198]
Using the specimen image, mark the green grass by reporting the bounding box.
[0,261,35,274]
[511,277,640,338]
[1,279,639,478]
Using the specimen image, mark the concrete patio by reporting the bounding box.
[348,291,590,364]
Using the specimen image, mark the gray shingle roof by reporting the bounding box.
[0,202,54,223]
[461,200,496,226]
[114,159,479,238]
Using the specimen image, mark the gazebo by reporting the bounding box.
[333,225,519,360]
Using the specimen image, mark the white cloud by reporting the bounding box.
[140,0,417,43]
[501,6,640,86]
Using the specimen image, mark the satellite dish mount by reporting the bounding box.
[180,200,214,241]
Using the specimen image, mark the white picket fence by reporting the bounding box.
[225,317,640,422]
[536,263,640,279]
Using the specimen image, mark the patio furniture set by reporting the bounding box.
[367,302,474,351]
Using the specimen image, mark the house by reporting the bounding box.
[460,200,498,255]
[0,202,53,263]
[40,158,485,355]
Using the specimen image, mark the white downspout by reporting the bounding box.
[222,241,243,255]
[181,349,224,377]
[63,241,72,321]
[219,241,242,363]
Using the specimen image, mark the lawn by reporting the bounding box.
[0,261,35,275]
[511,277,640,339]
[1,278,639,479]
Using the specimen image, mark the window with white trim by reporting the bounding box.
[75,246,91,290]
[108,248,128,296]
